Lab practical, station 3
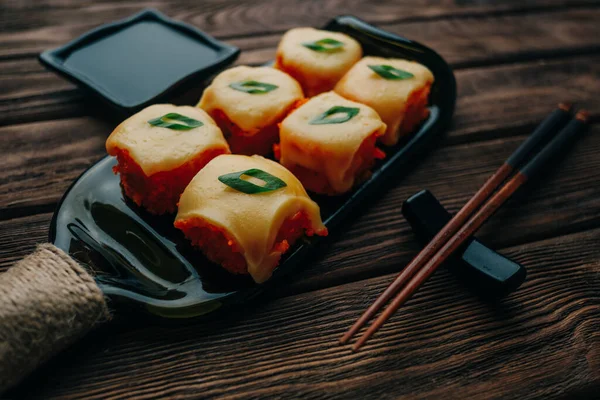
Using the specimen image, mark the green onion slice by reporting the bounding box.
[309,106,360,125]
[368,64,414,80]
[302,38,344,53]
[229,80,278,94]
[148,113,204,131]
[218,169,287,194]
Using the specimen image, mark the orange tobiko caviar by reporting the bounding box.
[106,104,230,214]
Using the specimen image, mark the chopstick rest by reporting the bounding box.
[402,189,526,298]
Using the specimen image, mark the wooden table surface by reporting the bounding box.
[1,1,600,398]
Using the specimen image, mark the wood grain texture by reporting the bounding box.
[1,7,600,126]
[2,1,600,398]
[1,55,598,216]
[1,5,598,60]
[0,116,112,215]
[0,213,51,270]
[1,0,596,55]
[5,227,600,399]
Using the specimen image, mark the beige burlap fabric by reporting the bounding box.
[0,244,110,394]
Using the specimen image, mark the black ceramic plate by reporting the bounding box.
[39,9,240,114]
[50,15,457,319]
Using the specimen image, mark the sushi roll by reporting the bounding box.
[275,91,386,195]
[335,56,434,146]
[274,28,362,97]
[106,104,230,215]
[175,154,327,283]
[198,66,305,156]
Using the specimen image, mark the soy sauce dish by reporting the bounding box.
[39,9,240,113]
[49,14,456,319]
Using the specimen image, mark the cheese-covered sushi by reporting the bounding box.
[198,66,305,156]
[335,56,434,146]
[275,91,386,195]
[106,104,230,215]
[175,154,327,283]
[274,28,362,97]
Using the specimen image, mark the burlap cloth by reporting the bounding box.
[0,244,110,394]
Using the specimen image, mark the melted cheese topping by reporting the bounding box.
[198,66,304,133]
[275,28,362,96]
[335,56,434,146]
[176,154,325,283]
[106,104,229,176]
[279,91,386,193]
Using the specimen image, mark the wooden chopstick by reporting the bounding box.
[351,110,589,351]
[339,103,573,346]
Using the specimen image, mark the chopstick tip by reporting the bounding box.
[351,332,371,352]
[558,102,572,112]
[575,110,589,123]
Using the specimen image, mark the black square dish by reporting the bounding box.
[39,9,240,114]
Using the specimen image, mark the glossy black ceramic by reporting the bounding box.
[49,15,457,319]
[39,9,240,114]
[402,190,527,298]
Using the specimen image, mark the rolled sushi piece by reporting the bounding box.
[274,27,362,97]
[335,56,434,146]
[106,104,230,215]
[198,66,305,156]
[275,91,386,195]
[175,154,327,283]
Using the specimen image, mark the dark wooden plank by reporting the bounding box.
[6,227,600,399]
[6,6,600,72]
[1,56,598,216]
[445,55,600,144]
[3,6,597,66]
[0,213,51,271]
[1,0,596,57]
[0,116,112,215]
[2,7,599,126]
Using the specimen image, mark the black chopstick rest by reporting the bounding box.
[402,190,526,298]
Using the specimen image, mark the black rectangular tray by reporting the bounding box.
[49,15,456,319]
